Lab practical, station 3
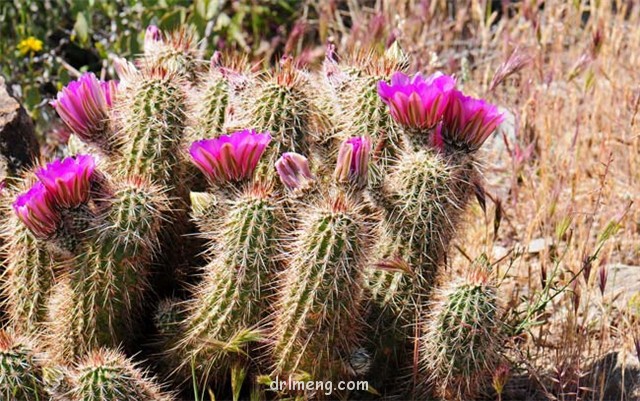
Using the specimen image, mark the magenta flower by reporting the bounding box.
[35,155,96,209]
[442,90,504,151]
[334,136,371,186]
[189,130,271,184]
[378,72,455,130]
[51,73,118,143]
[276,153,315,191]
[13,182,60,238]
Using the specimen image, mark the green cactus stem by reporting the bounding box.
[271,194,370,388]
[239,59,331,170]
[0,330,48,401]
[163,183,282,382]
[47,177,168,361]
[419,265,504,400]
[114,68,188,190]
[67,348,175,401]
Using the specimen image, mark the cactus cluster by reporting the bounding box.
[0,25,510,400]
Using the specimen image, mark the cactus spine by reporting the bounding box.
[47,176,167,361]
[240,61,330,168]
[114,70,188,188]
[1,225,55,335]
[141,26,202,81]
[163,183,283,381]
[420,265,504,400]
[185,55,230,145]
[322,46,408,187]
[271,194,369,386]
[0,330,48,400]
[67,348,175,401]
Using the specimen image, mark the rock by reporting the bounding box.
[527,237,551,254]
[603,264,640,308]
[492,245,510,260]
[587,350,640,400]
[0,76,39,180]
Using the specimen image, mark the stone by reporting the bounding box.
[527,237,551,254]
[0,76,39,180]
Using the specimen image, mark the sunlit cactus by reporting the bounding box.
[159,131,282,383]
[66,348,175,401]
[321,44,409,188]
[419,263,505,400]
[113,66,188,189]
[238,57,332,169]
[2,155,167,361]
[1,178,56,335]
[268,144,373,393]
[45,174,167,361]
[0,330,48,401]
[0,22,512,401]
[270,193,370,388]
[141,25,203,81]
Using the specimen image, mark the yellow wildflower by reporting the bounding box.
[17,37,43,56]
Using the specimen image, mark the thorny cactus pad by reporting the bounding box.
[0,23,510,401]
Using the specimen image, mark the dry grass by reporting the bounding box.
[297,0,640,399]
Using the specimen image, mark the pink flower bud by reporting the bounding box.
[276,153,315,191]
[334,136,371,187]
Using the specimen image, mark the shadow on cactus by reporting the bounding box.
[0,23,513,401]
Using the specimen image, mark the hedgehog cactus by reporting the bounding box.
[159,131,282,381]
[0,24,510,401]
[419,264,504,400]
[67,348,175,401]
[0,330,48,400]
[2,156,169,361]
[1,183,56,334]
[238,57,331,170]
[114,67,188,189]
[140,25,202,80]
[270,141,372,389]
[184,55,230,145]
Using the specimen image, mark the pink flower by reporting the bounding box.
[35,155,96,209]
[276,153,315,191]
[334,136,371,186]
[189,130,271,184]
[50,73,118,142]
[13,182,60,238]
[144,25,163,52]
[442,90,504,151]
[378,72,456,130]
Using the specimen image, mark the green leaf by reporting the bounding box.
[73,11,90,45]
[195,0,220,20]
[230,363,247,401]
[159,8,186,31]
[597,220,620,244]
